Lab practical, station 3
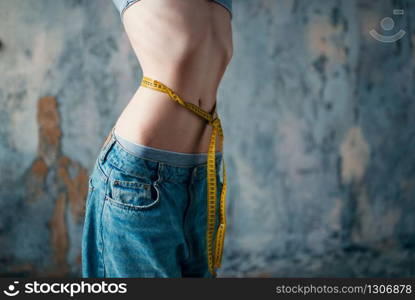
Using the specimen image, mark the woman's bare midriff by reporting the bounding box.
[114,0,233,154]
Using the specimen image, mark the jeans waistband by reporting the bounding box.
[112,127,222,168]
[98,127,223,183]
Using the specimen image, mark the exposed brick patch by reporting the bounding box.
[58,156,89,223]
[37,97,62,161]
[22,96,89,276]
[26,157,48,203]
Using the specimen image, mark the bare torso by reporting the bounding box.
[114,0,233,154]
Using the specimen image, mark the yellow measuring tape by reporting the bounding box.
[140,76,227,277]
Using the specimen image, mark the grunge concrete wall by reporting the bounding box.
[0,0,414,277]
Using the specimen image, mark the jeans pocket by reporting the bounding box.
[106,176,160,211]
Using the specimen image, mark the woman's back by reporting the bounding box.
[114,0,233,153]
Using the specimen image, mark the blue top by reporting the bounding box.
[112,0,232,20]
[212,0,232,18]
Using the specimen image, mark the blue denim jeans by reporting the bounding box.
[82,127,223,278]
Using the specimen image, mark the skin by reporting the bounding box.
[114,0,233,154]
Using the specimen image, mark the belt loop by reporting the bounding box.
[150,161,162,183]
[99,126,116,164]
[156,162,162,181]
[190,165,198,185]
